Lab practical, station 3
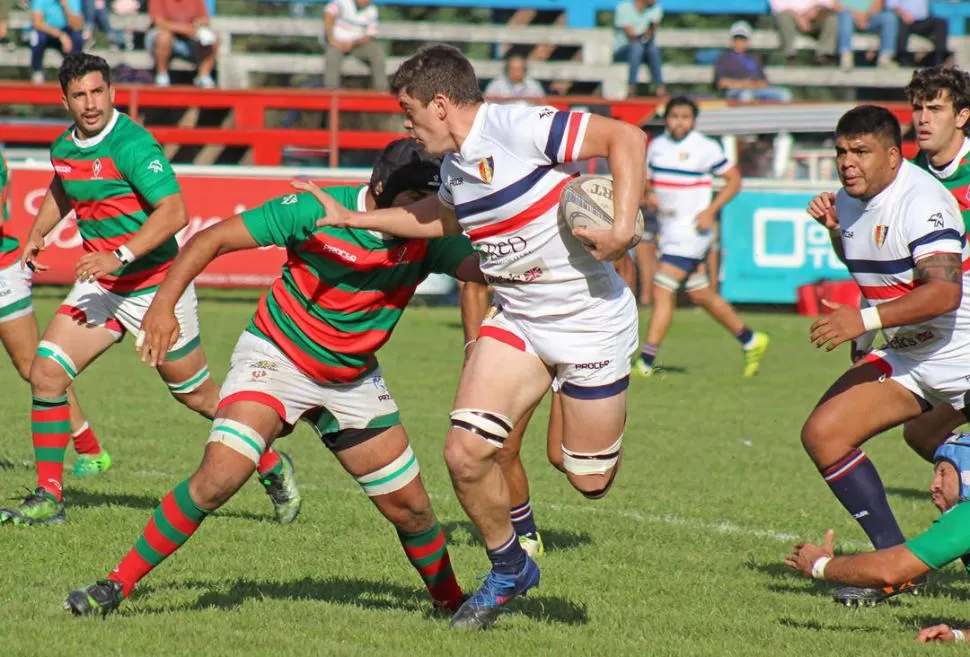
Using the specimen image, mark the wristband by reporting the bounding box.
[860,306,882,332]
[954,629,966,643]
[810,556,831,580]
[113,244,136,265]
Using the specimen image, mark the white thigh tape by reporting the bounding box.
[356,445,420,497]
[167,366,211,394]
[562,435,624,476]
[207,418,267,465]
[685,272,710,291]
[449,408,513,448]
[36,340,78,380]
[653,272,680,292]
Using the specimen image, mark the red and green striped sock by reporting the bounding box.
[398,520,464,611]
[108,479,209,597]
[257,449,282,478]
[32,394,70,501]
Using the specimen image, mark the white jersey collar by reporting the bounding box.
[71,108,119,149]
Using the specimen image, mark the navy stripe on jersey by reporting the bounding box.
[844,256,915,275]
[648,164,708,177]
[544,111,569,162]
[908,229,964,252]
[454,166,552,219]
[710,157,729,171]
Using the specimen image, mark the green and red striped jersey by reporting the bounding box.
[49,110,181,296]
[913,139,970,231]
[0,152,18,268]
[240,185,474,384]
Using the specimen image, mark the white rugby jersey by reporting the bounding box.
[835,160,970,360]
[647,130,731,221]
[438,103,626,317]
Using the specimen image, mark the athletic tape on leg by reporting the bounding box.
[685,271,710,291]
[167,366,211,394]
[207,418,266,465]
[36,340,78,380]
[562,435,623,475]
[653,272,680,292]
[355,445,420,497]
[449,408,513,448]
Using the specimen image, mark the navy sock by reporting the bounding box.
[820,449,905,549]
[486,533,527,575]
[735,327,754,346]
[510,500,538,538]
[639,343,658,367]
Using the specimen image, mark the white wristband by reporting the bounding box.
[113,244,136,265]
[954,629,966,643]
[811,556,832,580]
[860,306,882,332]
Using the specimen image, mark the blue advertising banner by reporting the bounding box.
[720,189,849,304]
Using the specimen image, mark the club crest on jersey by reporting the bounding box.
[678,152,688,162]
[92,158,103,179]
[479,156,495,184]
[874,224,889,248]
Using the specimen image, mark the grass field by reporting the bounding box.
[0,289,967,657]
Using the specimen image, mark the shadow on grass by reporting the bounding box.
[138,576,589,625]
[743,560,843,599]
[886,486,931,502]
[778,617,886,633]
[441,519,592,552]
[66,489,269,522]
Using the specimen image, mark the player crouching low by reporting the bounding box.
[64,140,478,617]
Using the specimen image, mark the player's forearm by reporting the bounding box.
[708,169,741,214]
[606,122,648,244]
[828,229,847,265]
[122,195,188,259]
[822,546,930,588]
[875,281,961,328]
[459,281,489,345]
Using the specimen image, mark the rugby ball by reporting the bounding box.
[559,175,645,244]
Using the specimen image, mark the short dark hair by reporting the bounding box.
[369,138,442,209]
[664,96,698,119]
[58,53,111,93]
[905,66,970,135]
[835,105,902,150]
[390,44,484,106]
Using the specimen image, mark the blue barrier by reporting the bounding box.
[720,189,850,304]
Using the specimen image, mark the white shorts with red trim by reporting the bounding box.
[479,287,638,397]
[59,278,201,358]
[0,262,33,323]
[219,331,401,432]
[862,349,970,410]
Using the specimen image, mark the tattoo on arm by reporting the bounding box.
[915,253,962,284]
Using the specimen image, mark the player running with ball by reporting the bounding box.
[297,44,645,629]
[801,105,970,606]
[65,139,479,617]
[0,53,300,527]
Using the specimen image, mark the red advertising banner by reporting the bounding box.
[6,165,367,288]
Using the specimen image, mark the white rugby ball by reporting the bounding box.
[559,175,645,245]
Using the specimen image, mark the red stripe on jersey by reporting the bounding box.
[97,262,171,295]
[268,283,389,352]
[51,157,122,181]
[563,113,582,162]
[301,234,429,271]
[0,249,19,269]
[468,175,575,243]
[73,193,149,221]
[479,325,527,351]
[859,280,919,300]
[56,304,125,334]
[287,259,417,313]
[160,492,202,535]
[82,234,140,253]
[218,391,287,422]
[651,180,713,189]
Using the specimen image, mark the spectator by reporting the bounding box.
[714,21,793,102]
[29,0,83,84]
[613,0,665,98]
[484,54,545,101]
[146,0,218,88]
[82,0,129,50]
[0,0,9,48]
[837,0,899,70]
[770,0,838,65]
[887,0,949,67]
[324,0,386,92]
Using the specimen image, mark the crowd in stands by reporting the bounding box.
[0,0,961,97]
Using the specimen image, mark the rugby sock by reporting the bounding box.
[639,343,658,368]
[511,499,538,538]
[820,448,905,549]
[486,532,528,576]
[397,520,464,610]
[108,479,209,598]
[735,327,755,348]
[71,421,101,456]
[32,394,71,501]
[256,449,283,479]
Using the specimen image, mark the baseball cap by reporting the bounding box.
[370,139,442,209]
[934,433,970,502]
[729,20,753,40]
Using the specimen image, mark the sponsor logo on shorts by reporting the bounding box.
[575,360,611,370]
[249,359,278,379]
[371,375,392,402]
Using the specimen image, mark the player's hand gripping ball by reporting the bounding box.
[560,175,644,260]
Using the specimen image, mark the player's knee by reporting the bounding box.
[188,469,238,510]
[686,282,712,305]
[561,435,623,500]
[445,408,511,479]
[29,342,75,396]
[383,490,435,535]
[495,439,521,468]
[800,409,845,461]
